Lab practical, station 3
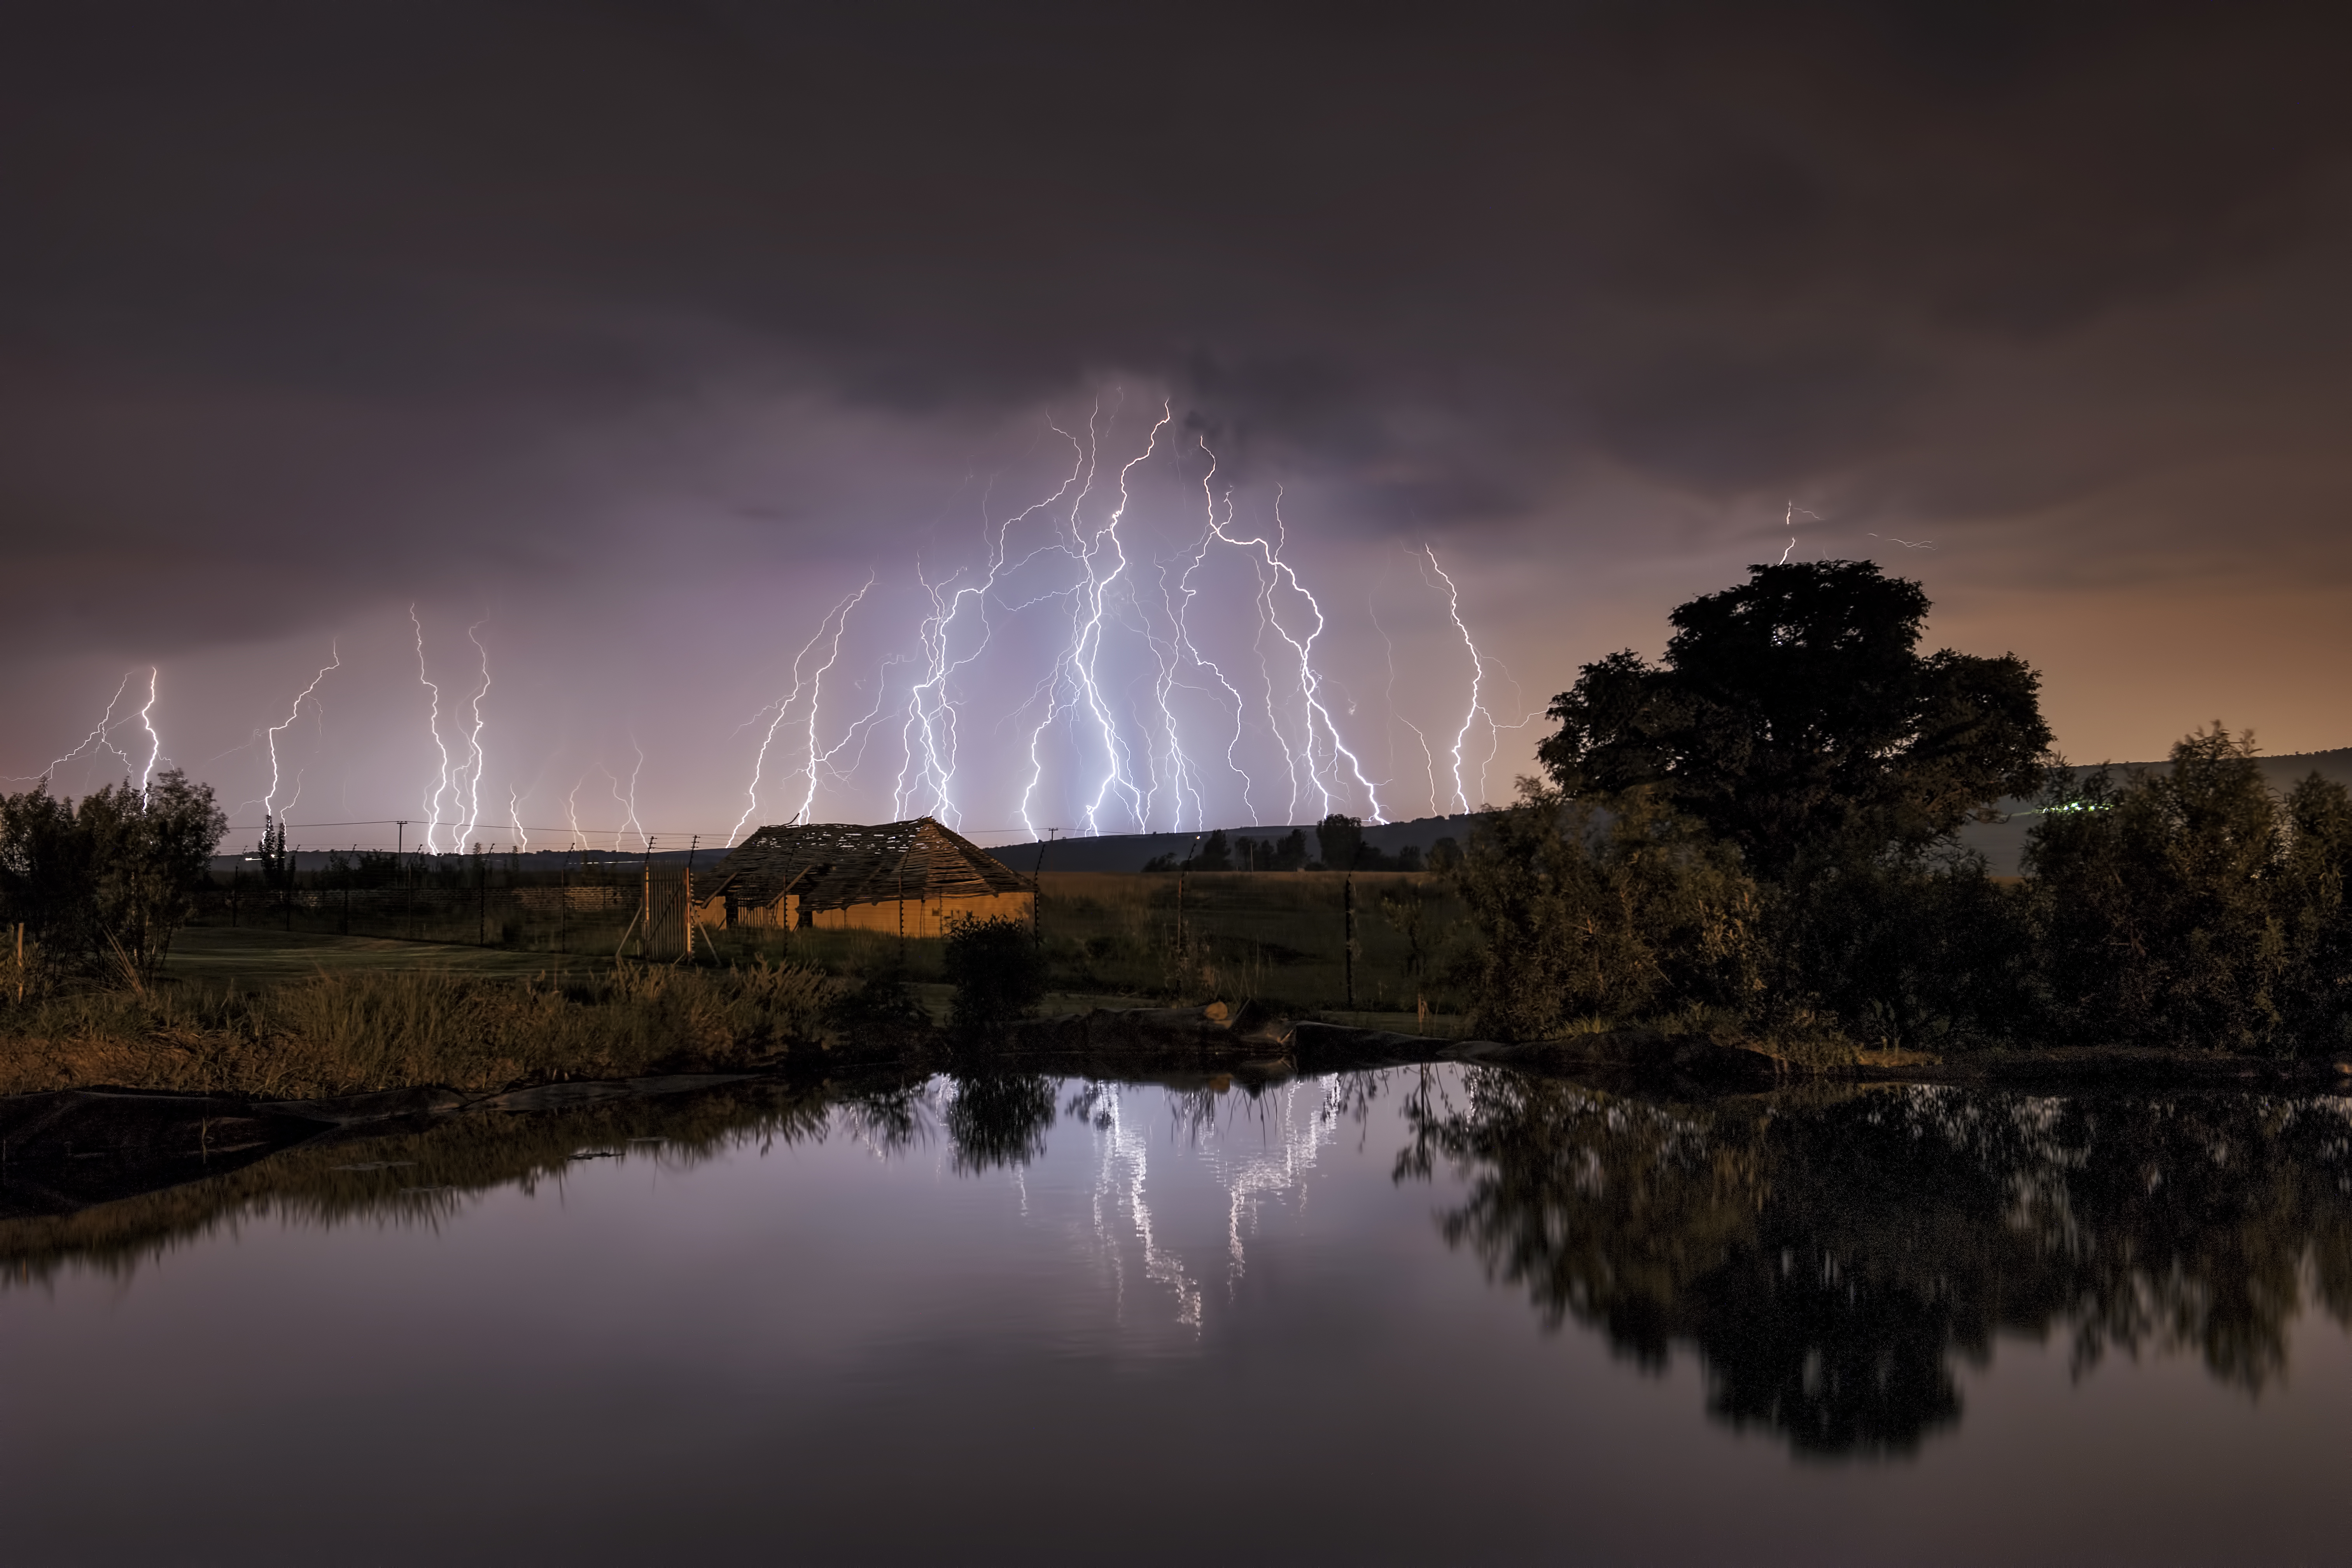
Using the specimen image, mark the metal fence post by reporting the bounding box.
[1344,872,1355,1012]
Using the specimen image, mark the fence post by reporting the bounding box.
[1032,830,1055,949]
[1344,872,1355,1012]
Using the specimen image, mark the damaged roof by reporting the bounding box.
[698,818,1031,912]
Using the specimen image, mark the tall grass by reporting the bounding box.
[0,961,836,1099]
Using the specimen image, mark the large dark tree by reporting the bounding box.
[1538,562,2051,877]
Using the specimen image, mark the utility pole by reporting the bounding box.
[1032,828,1057,948]
[397,821,410,940]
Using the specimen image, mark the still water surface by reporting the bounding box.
[4,1068,2350,1565]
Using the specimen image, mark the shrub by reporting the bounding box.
[2028,726,2290,1051]
[943,914,1048,1033]
[1774,846,2040,1051]
[1446,782,1762,1040]
[0,770,226,987]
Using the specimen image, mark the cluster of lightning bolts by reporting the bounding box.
[407,607,502,852]
[916,1074,1342,1338]
[19,411,1518,850]
[725,405,1519,845]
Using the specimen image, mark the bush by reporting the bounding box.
[1446,782,1762,1040]
[1774,847,2041,1051]
[943,914,1048,1033]
[2277,772,2352,1051]
[2028,726,2292,1051]
[0,769,226,987]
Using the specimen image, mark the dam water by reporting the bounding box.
[3,1068,2349,1565]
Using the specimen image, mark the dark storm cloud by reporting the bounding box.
[4,0,2350,650]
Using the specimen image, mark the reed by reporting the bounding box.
[0,960,837,1099]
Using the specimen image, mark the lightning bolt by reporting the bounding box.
[411,606,453,853]
[1018,406,1112,838]
[1782,502,1824,565]
[454,623,491,850]
[262,644,339,824]
[26,672,142,787]
[732,577,873,843]
[508,787,528,853]
[1422,546,1489,816]
[1416,547,1540,814]
[620,740,647,850]
[134,668,161,801]
[1168,446,1258,827]
[1065,401,1169,834]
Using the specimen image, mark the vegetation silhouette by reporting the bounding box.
[1397,1069,2352,1456]
[943,1072,1058,1174]
[1,770,226,990]
[943,912,1049,1036]
[1462,560,2352,1055]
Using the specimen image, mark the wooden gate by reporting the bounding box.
[641,867,693,961]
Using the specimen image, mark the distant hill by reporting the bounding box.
[994,749,2352,878]
[989,814,1488,873]
[1958,746,2352,875]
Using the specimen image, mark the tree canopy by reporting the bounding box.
[1537,561,2052,875]
[0,769,226,984]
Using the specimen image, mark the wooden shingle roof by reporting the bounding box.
[700,818,1030,912]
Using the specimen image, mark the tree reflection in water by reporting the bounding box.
[1396,1071,2352,1458]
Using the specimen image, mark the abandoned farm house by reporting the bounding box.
[691,817,1034,938]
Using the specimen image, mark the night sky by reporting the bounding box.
[5,4,2349,847]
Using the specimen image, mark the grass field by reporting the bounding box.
[167,870,1472,1017]
[0,871,1473,1100]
